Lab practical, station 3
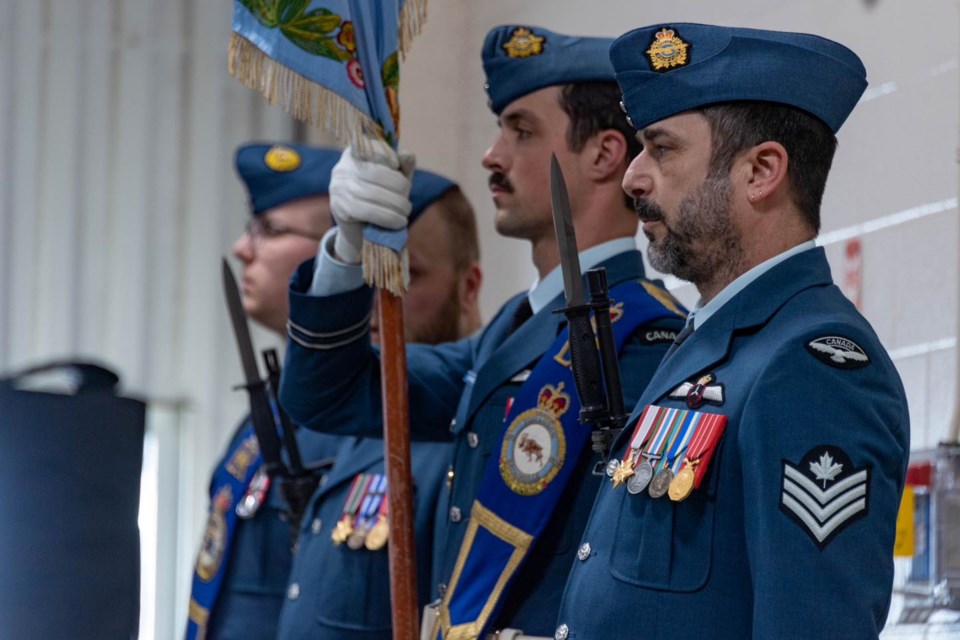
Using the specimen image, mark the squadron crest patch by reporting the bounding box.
[499,383,569,495]
[503,27,545,58]
[645,28,690,72]
[264,145,301,172]
[805,335,871,370]
[196,486,232,581]
[780,446,871,548]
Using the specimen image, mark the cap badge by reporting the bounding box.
[646,28,690,71]
[264,145,301,172]
[503,27,545,58]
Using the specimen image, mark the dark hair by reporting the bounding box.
[433,186,480,272]
[699,102,837,232]
[559,82,640,209]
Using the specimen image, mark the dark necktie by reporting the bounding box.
[508,298,533,335]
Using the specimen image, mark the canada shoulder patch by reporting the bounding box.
[638,326,678,346]
[780,445,871,549]
[805,335,871,370]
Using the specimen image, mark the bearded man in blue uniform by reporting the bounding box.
[552,24,910,640]
[279,25,687,640]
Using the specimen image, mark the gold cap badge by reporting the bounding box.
[646,28,690,71]
[503,27,545,58]
[264,145,301,172]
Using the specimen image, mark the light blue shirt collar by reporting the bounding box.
[690,240,816,330]
[528,237,637,314]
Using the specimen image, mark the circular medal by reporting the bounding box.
[605,459,620,478]
[668,465,696,502]
[365,517,389,551]
[648,468,674,498]
[346,527,368,550]
[627,461,654,494]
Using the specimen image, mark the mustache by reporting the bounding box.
[488,172,513,193]
[633,197,665,222]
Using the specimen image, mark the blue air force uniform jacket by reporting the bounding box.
[276,436,450,640]
[554,247,909,640]
[204,419,340,640]
[280,249,687,635]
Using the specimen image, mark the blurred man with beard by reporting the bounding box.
[277,169,483,640]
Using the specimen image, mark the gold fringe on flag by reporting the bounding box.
[398,0,428,58]
[229,32,382,158]
[362,242,409,296]
[230,24,425,293]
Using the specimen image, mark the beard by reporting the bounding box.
[636,173,743,285]
[407,282,462,344]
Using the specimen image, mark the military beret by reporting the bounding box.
[482,25,616,115]
[610,23,867,133]
[235,143,341,216]
[410,169,457,222]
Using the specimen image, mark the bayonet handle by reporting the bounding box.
[565,306,608,425]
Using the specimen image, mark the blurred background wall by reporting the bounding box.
[0,0,957,637]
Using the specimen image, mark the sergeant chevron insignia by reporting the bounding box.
[805,335,871,370]
[780,446,871,548]
[669,373,724,408]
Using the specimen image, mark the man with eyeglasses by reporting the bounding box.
[187,142,482,640]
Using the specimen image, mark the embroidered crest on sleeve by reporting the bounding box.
[780,446,871,548]
[805,336,871,369]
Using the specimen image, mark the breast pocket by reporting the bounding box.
[608,439,725,592]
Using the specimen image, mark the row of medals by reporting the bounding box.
[606,452,698,501]
[332,512,389,551]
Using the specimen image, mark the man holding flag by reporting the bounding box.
[279,25,687,639]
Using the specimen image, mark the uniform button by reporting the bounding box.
[467,432,479,448]
[311,518,323,535]
[287,582,300,600]
[555,623,569,640]
[449,506,462,523]
[319,475,328,488]
[446,466,455,491]
[438,582,448,597]
[449,417,457,431]
[577,542,591,561]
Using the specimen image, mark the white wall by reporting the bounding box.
[0,1,957,636]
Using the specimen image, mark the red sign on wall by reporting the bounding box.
[842,238,863,311]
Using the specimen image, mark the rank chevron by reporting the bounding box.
[779,446,871,548]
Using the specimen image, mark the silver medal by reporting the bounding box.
[628,460,654,494]
[648,468,675,498]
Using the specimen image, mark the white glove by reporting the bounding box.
[330,140,415,264]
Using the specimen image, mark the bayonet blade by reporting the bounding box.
[222,257,262,385]
[550,154,585,306]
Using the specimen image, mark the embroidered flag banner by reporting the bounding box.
[229,0,426,290]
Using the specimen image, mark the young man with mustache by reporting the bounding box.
[279,25,687,640]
